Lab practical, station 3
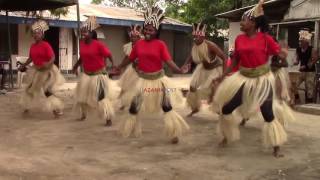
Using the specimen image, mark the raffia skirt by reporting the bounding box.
[120,70,189,138]
[213,69,290,147]
[20,65,65,112]
[118,64,139,108]
[187,64,223,110]
[74,72,117,120]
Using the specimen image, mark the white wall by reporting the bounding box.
[18,24,33,57]
[228,22,242,49]
[99,26,127,66]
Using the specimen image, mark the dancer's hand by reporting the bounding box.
[181,64,190,74]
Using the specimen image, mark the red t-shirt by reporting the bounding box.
[80,40,111,72]
[29,41,54,67]
[129,39,171,73]
[234,32,280,68]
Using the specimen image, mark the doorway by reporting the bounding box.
[44,27,59,67]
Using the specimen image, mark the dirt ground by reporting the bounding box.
[0,79,320,180]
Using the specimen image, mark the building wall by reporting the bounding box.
[99,26,127,66]
[160,30,174,57]
[228,22,241,49]
[18,24,33,57]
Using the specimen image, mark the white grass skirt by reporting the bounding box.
[20,65,65,112]
[187,64,222,110]
[273,68,291,102]
[213,71,289,147]
[74,73,116,120]
[118,65,139,107]
[120,75,189,138]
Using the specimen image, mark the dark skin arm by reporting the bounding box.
[72,58,82,75]
[165,60,185,74]
[117,56,131,70]
[208,41,228,65]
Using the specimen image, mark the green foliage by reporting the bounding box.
[91,0,105,4]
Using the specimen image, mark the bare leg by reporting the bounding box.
[218,138,227,147]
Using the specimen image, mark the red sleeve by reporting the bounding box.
[98,41,111,58]
[129,42,138,62]
[266,35,280,56]
[160,41,171,62]
[45,42,54,59]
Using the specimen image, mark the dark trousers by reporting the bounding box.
[221,85,275,122]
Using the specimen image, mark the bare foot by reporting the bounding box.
[218,138,228,148]
[273,146,284,158]
[119,106,125,111]
[187,109,199,117]
[105,119,112,127]
[77,115,86,121]
[53,110,63,119]
[23,109,29,114]
[171,137,179,144]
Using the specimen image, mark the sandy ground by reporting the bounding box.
[0,77,320,180]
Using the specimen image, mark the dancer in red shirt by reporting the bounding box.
[118,25,142,110]
[213,0,290,157]
[72,16,115,126]
[19,20,65,118]
[117,6,189,144]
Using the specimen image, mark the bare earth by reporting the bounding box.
[0,78,320,180]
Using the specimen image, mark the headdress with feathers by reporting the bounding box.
[31,19,49,33]
[192,23,207,37]
[144,5,165,30]
[299,29,313,41]
[81,16,100,32]
[242,0,264,20]
[129,24,142,37]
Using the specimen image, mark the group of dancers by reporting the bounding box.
[18,0,295,157]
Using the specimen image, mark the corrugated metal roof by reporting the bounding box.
[215,0,291,22]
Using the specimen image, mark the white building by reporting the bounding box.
[0,4,192,73]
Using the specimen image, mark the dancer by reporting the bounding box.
[213,0,289,157]
[118,25,142,110]
[72,16,115,126]
[19,20,65,118]
[117,6,189,144]
[183,23,227,117]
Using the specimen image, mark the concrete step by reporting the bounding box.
[294,104,320,116]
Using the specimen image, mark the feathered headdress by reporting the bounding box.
[81,16,100,32]
[299,29,313,41]
[129,24,142,37]
[144,5,165,30]
[31,19,49,33]
[242,0,264,19]
[192,23,207,37]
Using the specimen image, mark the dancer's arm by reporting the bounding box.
[72,58,82,74]
[117,56,131,70]
[165,60,185,74]
[208,42,228,63]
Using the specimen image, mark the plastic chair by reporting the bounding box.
[15,56,29,88]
